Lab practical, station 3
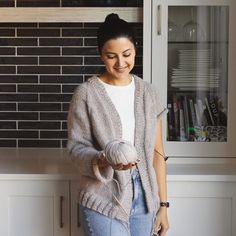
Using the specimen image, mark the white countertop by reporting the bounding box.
[0,149,236,181]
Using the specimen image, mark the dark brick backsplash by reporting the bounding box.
[18,103,61,111]
[0,22,143,148]
[0,47,15,55]
[0,75,38,83]
[18,121,61,130]
[0,1,15,7]
[0,103,16,111]
[0,0,142,7]
[0,140,16,147]
[16,0,61,7]
[0,38,38,46]
[0,121,17,129]
[0,85,16,92]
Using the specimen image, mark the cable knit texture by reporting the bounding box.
[67,75,167,222]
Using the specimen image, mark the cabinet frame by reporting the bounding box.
[144,0,236,157]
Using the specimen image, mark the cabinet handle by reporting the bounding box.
[77,203,81,227]
[157,5,162,35]
[60,196,64,228]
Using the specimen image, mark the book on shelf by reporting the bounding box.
[167,103,175,141]
[172,94,180,140]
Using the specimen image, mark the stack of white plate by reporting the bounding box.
[170,49,220,91]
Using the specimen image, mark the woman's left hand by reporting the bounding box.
[154,207,169,236]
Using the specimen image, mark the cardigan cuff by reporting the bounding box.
[92,152,114,184]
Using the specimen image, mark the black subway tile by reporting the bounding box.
[17,0,60,7]
[0,103,16,111]
[62,139,68,148]
[0,121,16,129]
[62,66,105,75]
[0,38,37,46]
[0,57,37,65]
[0,75,38,83]
[0,47,15,55]
[39,23,83,27]
[0,85,16,92]
[40,130,67,139]
[39,38,83,46]
[17,28,60,37]
[62,103,70,111]
[0,23,37,27]
[131,66,143,75]
[0,140,16,147]
[61,0,82,7]
[18,85,61,93]
[18,47,60,55]
[63,47,97,55]
[0,94,38,102]
[0,29,15,37]
[83,23,100,28]
[39,57,83,65]
[0,130,38,138]
[62,85,78,93]
[40,93,72,102]
[17,66,60,74]
[0,1,14,7]
[40,75,83,84]
[84,57,103,65]
[40,112,67,121]
[18,103,61,111]
[18,139,61,148]
[0,112,38,120]
[62,28,98,37]
[18,121,60,130]
[84,38,97,46]
[0,66,16,74]
[62,121,67,129]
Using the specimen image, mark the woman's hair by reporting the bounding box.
[97,13,137,53]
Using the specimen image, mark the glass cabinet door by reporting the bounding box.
[167,6,229,143]
[147,0,236,157]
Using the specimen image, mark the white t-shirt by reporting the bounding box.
[98,77,135,145]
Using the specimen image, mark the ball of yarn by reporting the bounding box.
[104,139,138,165]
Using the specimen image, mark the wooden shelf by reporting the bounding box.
[0,7,143,22]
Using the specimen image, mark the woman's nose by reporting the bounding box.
[116,56,125,67]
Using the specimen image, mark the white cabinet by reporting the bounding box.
[70,181,85,236]
[0,180,70,236]
[144,0,236,157]
[167,177,236,236]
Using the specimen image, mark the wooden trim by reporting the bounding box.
[0,7,143,22]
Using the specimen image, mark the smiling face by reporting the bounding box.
[100,37,136,85]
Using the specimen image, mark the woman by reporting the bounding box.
[67,13,169,236]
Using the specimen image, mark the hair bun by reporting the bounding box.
[105,13,120,23]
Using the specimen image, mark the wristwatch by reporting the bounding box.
[160,201,170,208]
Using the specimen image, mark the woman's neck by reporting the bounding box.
[99,73,132,86]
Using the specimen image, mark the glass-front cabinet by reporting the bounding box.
[144,0,236,157]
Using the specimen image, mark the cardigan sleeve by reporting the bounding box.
[67,84,114,183]
[146,83,168,120]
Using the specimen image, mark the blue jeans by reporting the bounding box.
[79,169,155,236]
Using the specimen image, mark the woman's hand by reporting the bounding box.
[97,152,140,170]
[154,207,169,236]
[112,160,140,170]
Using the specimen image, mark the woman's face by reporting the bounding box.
[100,37,136,81]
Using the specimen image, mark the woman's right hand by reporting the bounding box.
[98,152,140,170]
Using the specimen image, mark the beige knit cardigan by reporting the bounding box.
[67,75,167,222]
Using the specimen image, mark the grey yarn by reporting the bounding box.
[104,139,138,165]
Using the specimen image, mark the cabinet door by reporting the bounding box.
[167,180,236,236]
[144,0,236,157]
[0,180,69,236]
[70,181,85,236]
